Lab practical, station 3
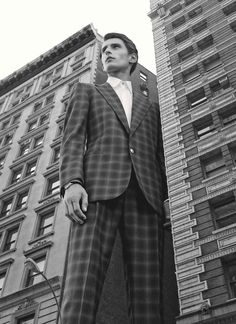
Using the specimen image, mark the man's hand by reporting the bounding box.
[63,184,88,224]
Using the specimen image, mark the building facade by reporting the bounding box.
[149,0,236,323]
[0,24,170,324]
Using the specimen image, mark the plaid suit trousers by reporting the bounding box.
[61,172,164,324]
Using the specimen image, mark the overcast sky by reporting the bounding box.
[0,0,157,81]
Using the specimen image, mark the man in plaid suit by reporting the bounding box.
[59,32,167,324]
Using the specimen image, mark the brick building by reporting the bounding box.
[0,24,174,323]
[149,0,236,323]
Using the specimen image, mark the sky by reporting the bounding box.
[0,0,157,81]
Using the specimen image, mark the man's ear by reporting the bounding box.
[129,53,138,64]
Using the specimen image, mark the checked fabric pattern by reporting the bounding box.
[61,173,164,324]
[59,82,167,213]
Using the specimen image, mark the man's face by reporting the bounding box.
[101,38,136,75]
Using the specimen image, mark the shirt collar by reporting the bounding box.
[107,76,132,94]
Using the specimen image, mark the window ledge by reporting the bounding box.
[0,248,16,257]
[194,130,218,143]
[38,193,61,205]
[28,231,55,245]
[0,207,27,221]
[202,169,229,183]
[24,240,53,256]
[212,223,236,234]
[3,176,35,193]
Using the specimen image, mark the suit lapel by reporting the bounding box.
[130,90,151,136]
[95,83,130,134]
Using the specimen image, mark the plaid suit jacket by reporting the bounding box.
[59,82,167,214]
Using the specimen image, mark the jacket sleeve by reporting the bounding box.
[156,103,168,201]
[59,82,90,195]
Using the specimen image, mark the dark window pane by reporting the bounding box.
[0,198,13,218]
[3,226,19,251]
[38,210,55,236]
[15,191,28,210]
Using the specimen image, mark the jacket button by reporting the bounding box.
[130,148,135,154]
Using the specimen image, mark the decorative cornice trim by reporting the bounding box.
[0,24,96,96]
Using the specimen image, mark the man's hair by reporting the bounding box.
[103,32,138,74]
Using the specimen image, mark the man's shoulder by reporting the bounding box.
[73,81,95,92]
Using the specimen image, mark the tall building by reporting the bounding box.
[0,24,168,324]
[149,0,236,323]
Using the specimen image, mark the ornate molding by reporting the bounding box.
[17,297,37,310]
[0,24,96,96]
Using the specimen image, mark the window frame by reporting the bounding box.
[45,174,60,197]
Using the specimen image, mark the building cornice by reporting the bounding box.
[0,24,97,97]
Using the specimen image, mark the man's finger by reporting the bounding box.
[81,191,88,212]
[72,200,86,222]
[65,200,84,224]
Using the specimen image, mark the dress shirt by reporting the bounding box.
[107,76,133,127]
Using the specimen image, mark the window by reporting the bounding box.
[57,124,63,137]
[203,53,221,71]
[230,21,236,32]
[15,190,29,211]
[140,72,147,82]
[194,115,215,139]
[19,134,44,157]
[230,145,236,166]
[170,4,182,15]
[201,151,226,178]
[74,52,84,61]
[10,159,37,185]
[4,133,13,146]
[67,82,76,94]
[210,76,230,96]
[33,102,43,112]
[224,258,236,298]
[187,87,207,108]
[52,146,60,164]
[45,94,54,106]
[175,30,190,44]
[11,167,23,184]
[0,100,5,112]
[33,135,44,148]
[172,16,186,28]
[17,314,35,324]
[27,113,49,133]
[19,140,31,156]
[222,1,236,15]
[0,198,13,218]
[0,271,6,295]
[188,6,202,19]
[37,209,55,237]
[39,113,49,126]
[1,119,10,130]
[185,0,196,5]
[25,159,37,177]
[12,114,21,125]
[33,93,55,113]
[219,104,236,127]
[28,120,37,132]
[182,65,200,82]
[178,46,194,61]
[46,175,60,196]
[0,154,6,168]
[11,84,33,107]
[25,254,46,287]
[192,19,208,34]
[41,65,63,89]
[2,226,19,252]
[211,192,236,228]
[197,35,214,51]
